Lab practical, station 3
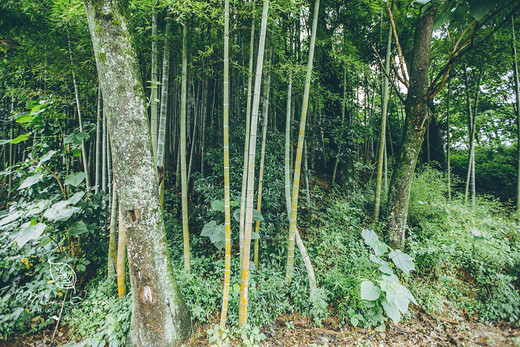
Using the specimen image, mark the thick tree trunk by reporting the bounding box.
[385,5,437,250]
[420,114,446,169]
[82,1,191,345]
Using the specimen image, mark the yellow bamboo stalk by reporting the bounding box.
[220,0,231,330]
[116,205,127,298]
[286,0,320,284]
[108,182,118,278]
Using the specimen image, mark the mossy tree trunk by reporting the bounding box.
[385,5,437,250]
[82,1,191,345]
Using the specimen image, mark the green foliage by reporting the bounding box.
[360,229,417,325]
[67,277,131,347]
[451,146,516,202]
[175,252,322,328]
[0,99,109,337]
[408,166,520,322]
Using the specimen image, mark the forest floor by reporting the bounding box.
[1,309,519,346]
[186,309,520,347]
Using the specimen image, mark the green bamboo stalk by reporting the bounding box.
[180,22,191,272]
[68,34,90,191]
[254,53,272,267]
[374,20,392,222]
[332,66,346,185]
[286,0,320,284]
[150,4,159,162]
[157,15,171,168]
[447,73,452,200]
[284,70,293,217]
[95,86,101,194]
[239,0,256,266]
[513,15,520,211]
[220,0,231,330]
[239,0,269,327]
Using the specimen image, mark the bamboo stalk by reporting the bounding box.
[239,0,269,327]
[108,182,118,278]
[374,20,393,222]
[116,205,127,298]
[180,22,191,272]
[220,0,231,330]
[254,52,272,267]
[286,0,320,285]
[239,0,256,266]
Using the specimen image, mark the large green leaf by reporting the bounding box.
[468,0,495,20]
[64,172,87,187]
[370,255,394,275]
[0,211,22,228]
[360,280,381,301]
[389,250,415,275]
[64,131,90,145]
[433,11,453,31]
[26,200,51,216]
[18,174,44,190]
[382,301,401,324]
[201,221,226,250]
[39,150,57,165]
[232,209,264,223]
[201,221,218,237]
[16,114,38,124]
[10,133,31,144]
[211,200,225,212]
[44,201,80,221]
[361,229,378,244]
[14,222,47,248]
[67,192,85,205]
[233,209,240,222]
[253,209,264,222]
[68,221,88,235]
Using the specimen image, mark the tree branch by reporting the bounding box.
[371,43,407,105]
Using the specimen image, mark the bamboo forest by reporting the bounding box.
[2,0,520,345]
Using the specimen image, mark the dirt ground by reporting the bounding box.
[185,310,520,346]
[1,310,519,346]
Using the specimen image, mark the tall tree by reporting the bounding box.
[82,1,191,344]
[385,4,437,249]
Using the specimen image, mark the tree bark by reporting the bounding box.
[82,1,191,345]
[385,4,437,250]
